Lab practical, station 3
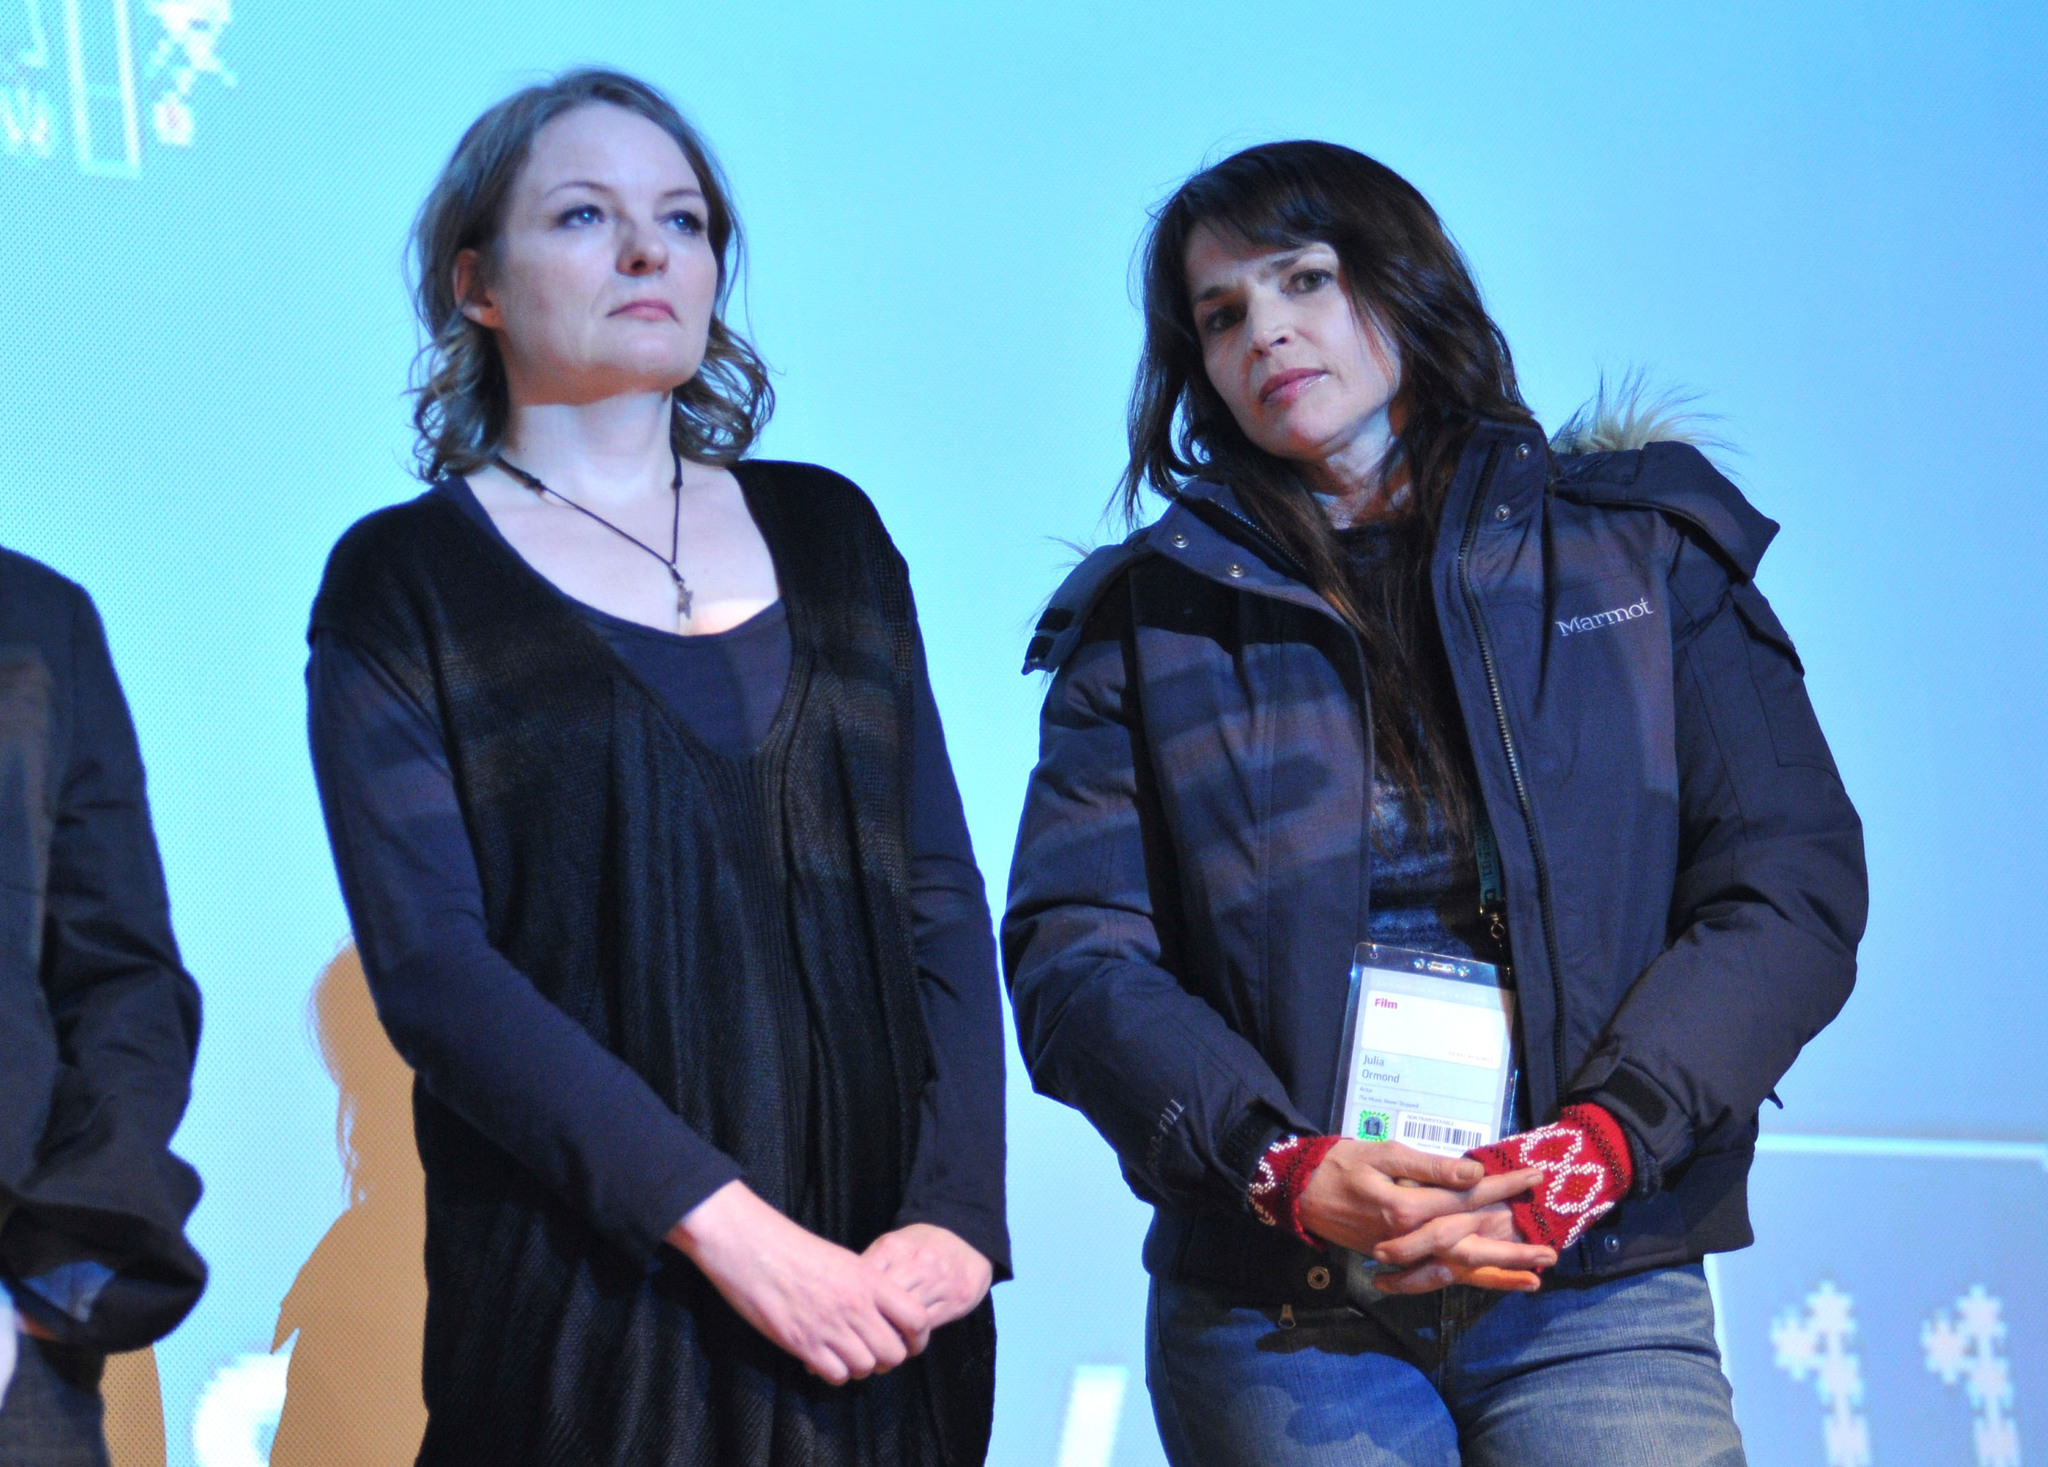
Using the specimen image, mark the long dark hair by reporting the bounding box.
[1123,140,1536,837]
[407,69,772,481]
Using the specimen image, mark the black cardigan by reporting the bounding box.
[309,461,998,1466]
[0,546,205,1353]
[307,478,1009,1274]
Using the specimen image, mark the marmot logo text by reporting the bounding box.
[1556,598,1654,637]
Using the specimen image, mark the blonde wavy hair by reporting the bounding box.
[407,69,772,481]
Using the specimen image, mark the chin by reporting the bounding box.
[613,346,704,391]
[1259,406,1363,461]
[1253,423,1336,464]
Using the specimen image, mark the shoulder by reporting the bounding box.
[1023,531,1155,674]
[310,492,470,646]
[732,462,926,643]
[0,548,110,683]
[737,459,919,608]
[736,458,883,530]
[0,546,92,629]
[322,492,465,568]
[738,458,901,560]
[318,491,472,582]
[1551,441,1778,582]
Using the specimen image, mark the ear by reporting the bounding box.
[453,249,502,330]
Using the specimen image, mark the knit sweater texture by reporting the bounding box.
[309,461,993,1466]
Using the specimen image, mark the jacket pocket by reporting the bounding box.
[1730,583,1837,773]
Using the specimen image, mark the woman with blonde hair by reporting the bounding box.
[308,69,1004,1465]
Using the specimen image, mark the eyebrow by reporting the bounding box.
[542,179,706,202]
[1190,247,1312,306]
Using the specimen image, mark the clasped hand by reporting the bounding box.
[669,1182,991,1384]
[1297,1139,1555,1294]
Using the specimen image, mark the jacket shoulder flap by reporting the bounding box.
[1551,440,1779,582]
[1022,533,1152,674]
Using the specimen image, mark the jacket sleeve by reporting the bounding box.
[1003,591,1315,1214]
[1567,528,1868,1192]
[5,584,206,1351]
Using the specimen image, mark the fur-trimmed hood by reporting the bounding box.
[1550,372,1731,461]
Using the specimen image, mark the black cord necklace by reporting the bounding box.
[494,444,693,626]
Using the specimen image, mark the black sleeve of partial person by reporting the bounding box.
[39,586,202,1154]
[1567,532,1867,1194]
[891,636,1012,1281]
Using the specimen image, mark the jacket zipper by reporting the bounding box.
[1455,443,1569,1105]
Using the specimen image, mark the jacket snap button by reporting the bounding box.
[1170,532,1188,549]
[1514,442,1532,461]
[1227,563,1245,578]
[1602,1234,1621,1254]
[1494,504,1511,521]
[1307,1265,1331,1290]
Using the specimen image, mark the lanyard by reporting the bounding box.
[1474,805,1509,950]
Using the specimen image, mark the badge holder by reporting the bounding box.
[1328,819,1520,1305]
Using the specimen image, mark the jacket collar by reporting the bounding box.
[1022,422,1549,674]
[1146,417,1550,614]
[1434,420,1552,559]
[1144,480,1337,620]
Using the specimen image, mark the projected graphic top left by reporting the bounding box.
[3,0,235,176]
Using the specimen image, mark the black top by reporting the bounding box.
[307,477,1008,1276]
[1336,518,1502,968]
[434,474,798,760]
[600,600,792,757]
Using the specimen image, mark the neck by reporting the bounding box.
[1299,413,1409,529]
[500,391,676,505]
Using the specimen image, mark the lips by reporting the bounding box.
[1258,368,1324,406]
[612,299,677,321]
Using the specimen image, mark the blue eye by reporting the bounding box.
[558,204,602,227]
[667,210,706,235]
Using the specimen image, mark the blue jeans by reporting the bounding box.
[0,1330,110,1467]
[1146,1264,1745,1467]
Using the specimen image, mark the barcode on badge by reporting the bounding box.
[1396,1113,1488,1152]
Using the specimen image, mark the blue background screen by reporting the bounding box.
[3,3,2041,1463]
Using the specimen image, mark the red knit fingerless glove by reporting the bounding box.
[1247,1133,1341,1247]
[1465,1103,1634,1251]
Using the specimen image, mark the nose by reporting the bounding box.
[1245,296,1292,356]
[618,217,669,277]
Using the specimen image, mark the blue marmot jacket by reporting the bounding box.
[1002,422,1866,1303]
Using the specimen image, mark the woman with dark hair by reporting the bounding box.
[1005,141,1865,1464]
[307,69,1004,1465]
